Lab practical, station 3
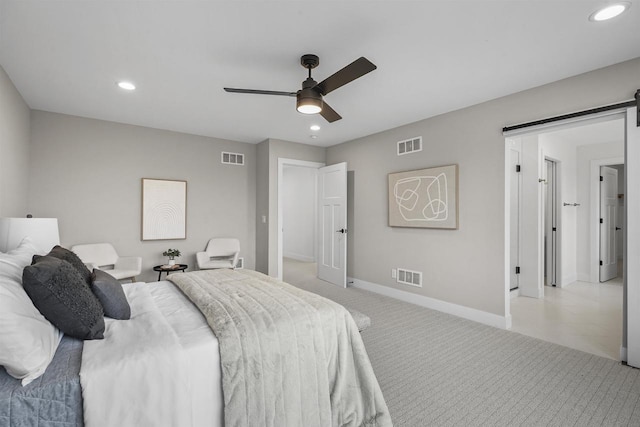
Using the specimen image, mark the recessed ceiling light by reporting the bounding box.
[117,81,136,90]
[310,135,318,139]
[310,125,321,131]
[590,3,630,21]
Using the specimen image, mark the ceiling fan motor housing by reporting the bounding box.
[296,86,323,114]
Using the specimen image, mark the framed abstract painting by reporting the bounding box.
[388,164,458,229]
[141,178,187,240]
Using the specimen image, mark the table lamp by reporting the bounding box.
[0,217,60,254]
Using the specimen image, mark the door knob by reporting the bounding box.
[336,228,348,234]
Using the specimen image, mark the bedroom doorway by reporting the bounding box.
[505,112,631,361]
[277,158,324,281]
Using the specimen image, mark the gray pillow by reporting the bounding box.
[41,245,93,287]
[22,256,105,340]
[91,269,131,320]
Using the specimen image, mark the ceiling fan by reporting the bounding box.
[224,54,377,123]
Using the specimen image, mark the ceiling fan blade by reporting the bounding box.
[319,101,342,123]
[315,57,377,96]
[224,88,297,97]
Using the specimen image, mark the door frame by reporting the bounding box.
[590,157,624,283]
[277,158,325,280]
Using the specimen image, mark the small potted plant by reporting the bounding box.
[162,248,181,266]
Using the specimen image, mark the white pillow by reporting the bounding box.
[0,237,62,385]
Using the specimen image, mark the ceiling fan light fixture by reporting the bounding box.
[296,88,323,114]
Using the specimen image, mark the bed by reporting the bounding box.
[1,244,391,427]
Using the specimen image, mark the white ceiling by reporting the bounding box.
[541,118,625,147]
[1,1,639,147]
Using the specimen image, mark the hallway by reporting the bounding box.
[510,276,623,360]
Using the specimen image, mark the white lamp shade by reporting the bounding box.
[0,218,60,254]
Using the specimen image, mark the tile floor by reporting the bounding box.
[510,275,623,360]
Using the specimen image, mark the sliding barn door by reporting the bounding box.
[317,162,347,287]
[626,107,640,367]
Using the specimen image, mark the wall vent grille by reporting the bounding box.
[397,137,422,156]
[221,151,244,165]
[397,268,422,287]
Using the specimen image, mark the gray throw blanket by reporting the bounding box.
[169,269,392,427]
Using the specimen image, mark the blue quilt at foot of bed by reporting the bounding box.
[0,336,84,427]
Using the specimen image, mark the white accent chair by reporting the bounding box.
[196,238,240,270]
[71,243,142,282]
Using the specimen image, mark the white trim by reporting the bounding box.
[621,346,627,362]
[277,158,325,281]
[560,273,577,286]
[283,252,315,263]
[350,277,512,330]
[590,156,624,283]
[504,138,515,330]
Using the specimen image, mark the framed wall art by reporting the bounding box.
[388,164,458,229]
[141,178,187,240]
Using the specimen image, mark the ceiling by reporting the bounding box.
[542,118,625,147]
[1,1,639,148]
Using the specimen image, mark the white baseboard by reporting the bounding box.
[520,287,543,299]
[349,277,511,330]
[283,252,315,263]
[577,273,591,282]
[560,273,577,287]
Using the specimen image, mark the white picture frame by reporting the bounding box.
[141,178,187,240]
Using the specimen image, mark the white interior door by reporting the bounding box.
[600,165,618,282]
[317,162,347,287]
[544,160,557,286]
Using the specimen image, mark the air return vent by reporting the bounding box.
[397,137,422,156]
[221,151,244,165]
[235,257,244,269]
[397,268,422,287]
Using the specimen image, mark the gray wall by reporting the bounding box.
[28,111,256,282]
[327,57,640,317]
[254,138,325,276]
[0,65,30,217]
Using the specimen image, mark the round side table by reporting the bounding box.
[153,264,188,281]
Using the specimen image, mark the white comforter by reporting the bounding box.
[169,269,393,427]
[80,281,223,427]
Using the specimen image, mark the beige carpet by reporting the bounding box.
[283,259,640,427]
